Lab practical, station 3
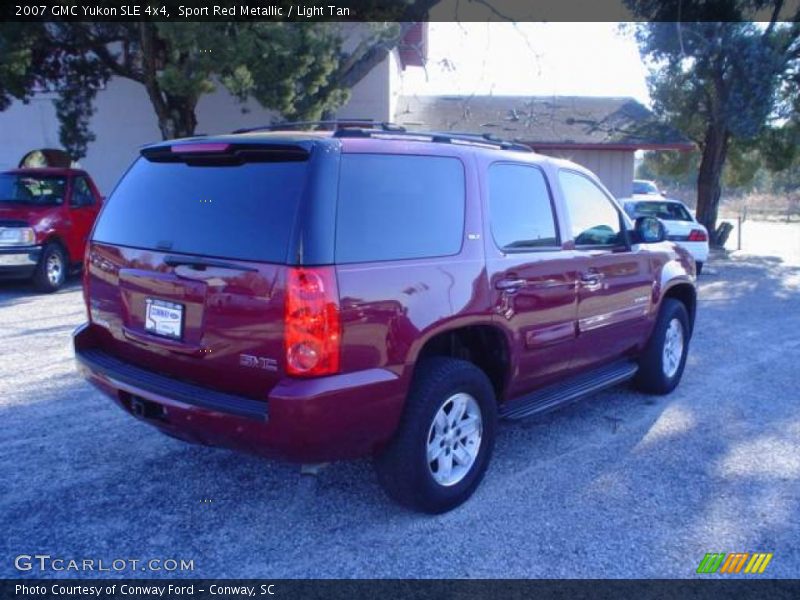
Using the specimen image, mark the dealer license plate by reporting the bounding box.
[145,298,184,340]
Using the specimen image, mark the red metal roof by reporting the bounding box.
[398,23,427,69]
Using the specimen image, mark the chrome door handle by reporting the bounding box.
[495,278,527,292]
[579,272,602,286]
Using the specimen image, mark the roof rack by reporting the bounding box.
[333,128,533,153]
[232,120,406,134]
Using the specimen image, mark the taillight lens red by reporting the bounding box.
[284,267,341,377]
[688,229,708,242]
[82,243,92,321]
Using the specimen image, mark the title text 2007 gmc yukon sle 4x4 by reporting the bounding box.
[74,126,697,513]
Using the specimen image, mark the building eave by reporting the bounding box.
[527,142,695,152]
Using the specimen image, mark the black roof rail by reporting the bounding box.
[232,120,406,134]
[334,127,533,153]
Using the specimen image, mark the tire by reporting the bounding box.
[695,261,704,275]
[634,298,691,395]
[32,242,67,293]
[375,357,497,514]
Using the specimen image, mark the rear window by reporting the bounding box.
[92,157,306,262]
[335,154,465,263]
[487,163,558,250]
[630,201,693,222]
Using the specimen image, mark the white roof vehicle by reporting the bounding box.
[632,179,665,198]
[622,197,709,274]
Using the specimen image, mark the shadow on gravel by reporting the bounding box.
[0,277,82,308]
[700,254,800,304]
[3,323,80,340]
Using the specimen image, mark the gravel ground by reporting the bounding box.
[1,224,799,579]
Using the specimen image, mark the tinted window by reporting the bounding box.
[0,174,66,206]
[92,158,305,262]
[336,154,465,263]
[631,201,692,222]
[559,171,623,247]
[71,177,94,207]
[488,163,558,250]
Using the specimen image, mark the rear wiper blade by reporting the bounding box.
[164,255,258,272]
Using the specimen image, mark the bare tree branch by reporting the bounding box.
[468,0,515,21]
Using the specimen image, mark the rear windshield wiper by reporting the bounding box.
[164,255,258,272]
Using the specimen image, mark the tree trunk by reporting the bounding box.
[138,22,197,140]
[160,94,198,139]
[143,88,198,140]
[695,123,730,246]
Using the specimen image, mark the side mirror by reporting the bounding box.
[634,216,666,244]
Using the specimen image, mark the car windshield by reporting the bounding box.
[0,174,67,206]
[633,181,659,195]
[630,201,693,222]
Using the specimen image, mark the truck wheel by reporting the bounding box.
[33,242,67,293]
[635,298,690,395]
[375,357,497,513]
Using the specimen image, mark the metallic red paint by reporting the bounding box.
[0,167,102,273]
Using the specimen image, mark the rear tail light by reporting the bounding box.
[688,229,708,242]
[170,143,231,154]
[82,243,92,321]
[284,267,341,377]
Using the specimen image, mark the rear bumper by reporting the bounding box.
[73,323,407,462]
[672,240,709,263]
[0,246,41,279]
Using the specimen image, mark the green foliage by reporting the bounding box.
[0,18,430,156]
[634,21,797,142]
[637,150,699,186]
[221,23,351,121]
[53,81,98,161]
[0,25,32,110]
[624,3,800,235]
[639,122,800,194]
[0,23,48,110]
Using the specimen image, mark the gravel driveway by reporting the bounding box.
[2,225,799,579]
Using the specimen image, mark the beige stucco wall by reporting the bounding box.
[537,148,635,199]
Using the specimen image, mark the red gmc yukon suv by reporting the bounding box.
[74,125,697,513]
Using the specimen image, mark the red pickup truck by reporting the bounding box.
[0,167,103,292]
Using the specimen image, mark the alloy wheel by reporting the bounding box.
[46,253,64,287]
[662,317,685,378]
[426,392,483,487]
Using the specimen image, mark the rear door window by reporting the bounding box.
[92,157,306,263]
[487,163,559,250]
[335,154,465,263]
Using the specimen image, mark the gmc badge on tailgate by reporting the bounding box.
[239,354,278,372]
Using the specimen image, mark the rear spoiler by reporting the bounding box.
[141,142,310,165]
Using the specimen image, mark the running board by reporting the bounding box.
[500,360,639,420]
